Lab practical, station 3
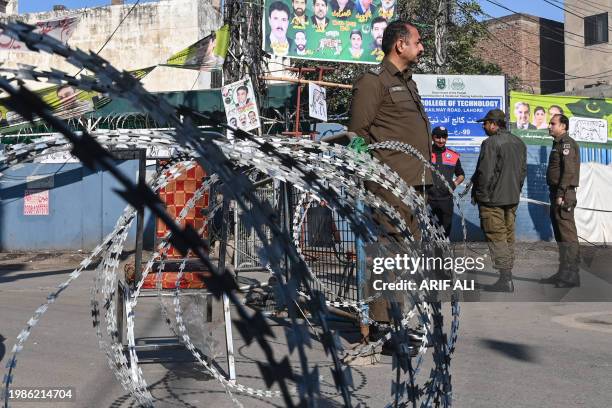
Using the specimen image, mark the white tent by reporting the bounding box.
[575,162,612,244]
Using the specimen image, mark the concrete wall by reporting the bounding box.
[0,0,222,92]
[450,144,612,242]
[0,161,155,251]
[565,0,612,92]
[450,146,552,242]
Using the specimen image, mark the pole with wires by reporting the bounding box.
[434,0,450,73]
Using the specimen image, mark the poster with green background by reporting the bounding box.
[263,0,397,64]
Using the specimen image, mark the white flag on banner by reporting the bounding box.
[309,82,327,122]
[0,15,79,51]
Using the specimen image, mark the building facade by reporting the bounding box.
[564,0,612,93]
[476,13,565,94]
[0,0,222,92]
[0,0,17,15]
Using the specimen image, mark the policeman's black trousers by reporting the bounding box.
[428,198,454,238]
[549,193,580,275]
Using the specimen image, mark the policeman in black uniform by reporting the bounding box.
[428,126,464,237]
[540,113,581,287]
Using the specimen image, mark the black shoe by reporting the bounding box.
[483,269,514,293]
[555,270,580,288]
[484,278,515,292]
[381,338,419,357]
[539,271,562,284]
[554,280,580,288]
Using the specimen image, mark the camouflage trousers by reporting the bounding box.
[478,204,518,271]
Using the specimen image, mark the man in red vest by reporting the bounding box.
[428,126,464,237]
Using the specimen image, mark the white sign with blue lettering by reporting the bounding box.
[414,74,506,152]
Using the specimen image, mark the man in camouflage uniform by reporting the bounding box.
[349,20,431,331]
[540,114,581,287]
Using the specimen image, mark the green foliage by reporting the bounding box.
[293,0,503,120]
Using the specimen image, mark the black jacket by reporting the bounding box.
[472,129,527,206]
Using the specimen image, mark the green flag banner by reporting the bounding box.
[263,0,397,64]
[165,25,230,71]
[509,91,612,147]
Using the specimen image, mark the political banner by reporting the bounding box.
[414,74,506,152]
[263,0,397,63]
[0,15,79,50]
[509,91,612,146]
[0,66,155,128]
[165,25,230,71]
[309,82,328,121]
[222,78,261,132]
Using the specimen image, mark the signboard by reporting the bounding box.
[24,189,49,216]
[222,78,261,132]
[509,91,612,146]
[165,25,230,71]
[414,74,506,152]
[263,0,397,63]
[309,82,328,121]
[0,16,79,50]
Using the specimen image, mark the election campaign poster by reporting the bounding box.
[0,66,155,129]
[0,15,79,50]
[309,82,328,121]
[222,78,261,132]
[509,91,612,147]
[263,0,397,64]
[414,74,506,152]
[165,25,230,71]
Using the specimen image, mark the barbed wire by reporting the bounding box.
[0,21,460,408]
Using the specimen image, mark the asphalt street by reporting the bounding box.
[0,247,611,408]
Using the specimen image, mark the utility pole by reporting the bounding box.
[435,0,450,73]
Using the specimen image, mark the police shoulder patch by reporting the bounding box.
[369,66,383,75]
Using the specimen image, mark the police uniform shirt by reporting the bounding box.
[546,132,580,197]
[349,58,432,186]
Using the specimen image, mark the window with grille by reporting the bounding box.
[584,12,609,46]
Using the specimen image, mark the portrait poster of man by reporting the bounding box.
[222,78,261,132]
[0,67,155,129]
[262,0,396,63]
[509,91,612,146]
[165,25,230,71]
[0,15,79,50]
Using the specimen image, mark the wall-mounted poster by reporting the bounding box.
[263,0,397,64]
[308,82,328,121]
[0,15,79,51]
[222,78,261,132]
[24,189,49,216]
[510,91,612,146]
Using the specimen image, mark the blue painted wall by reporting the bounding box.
[0,161,154,251]
[449,144,612,242]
